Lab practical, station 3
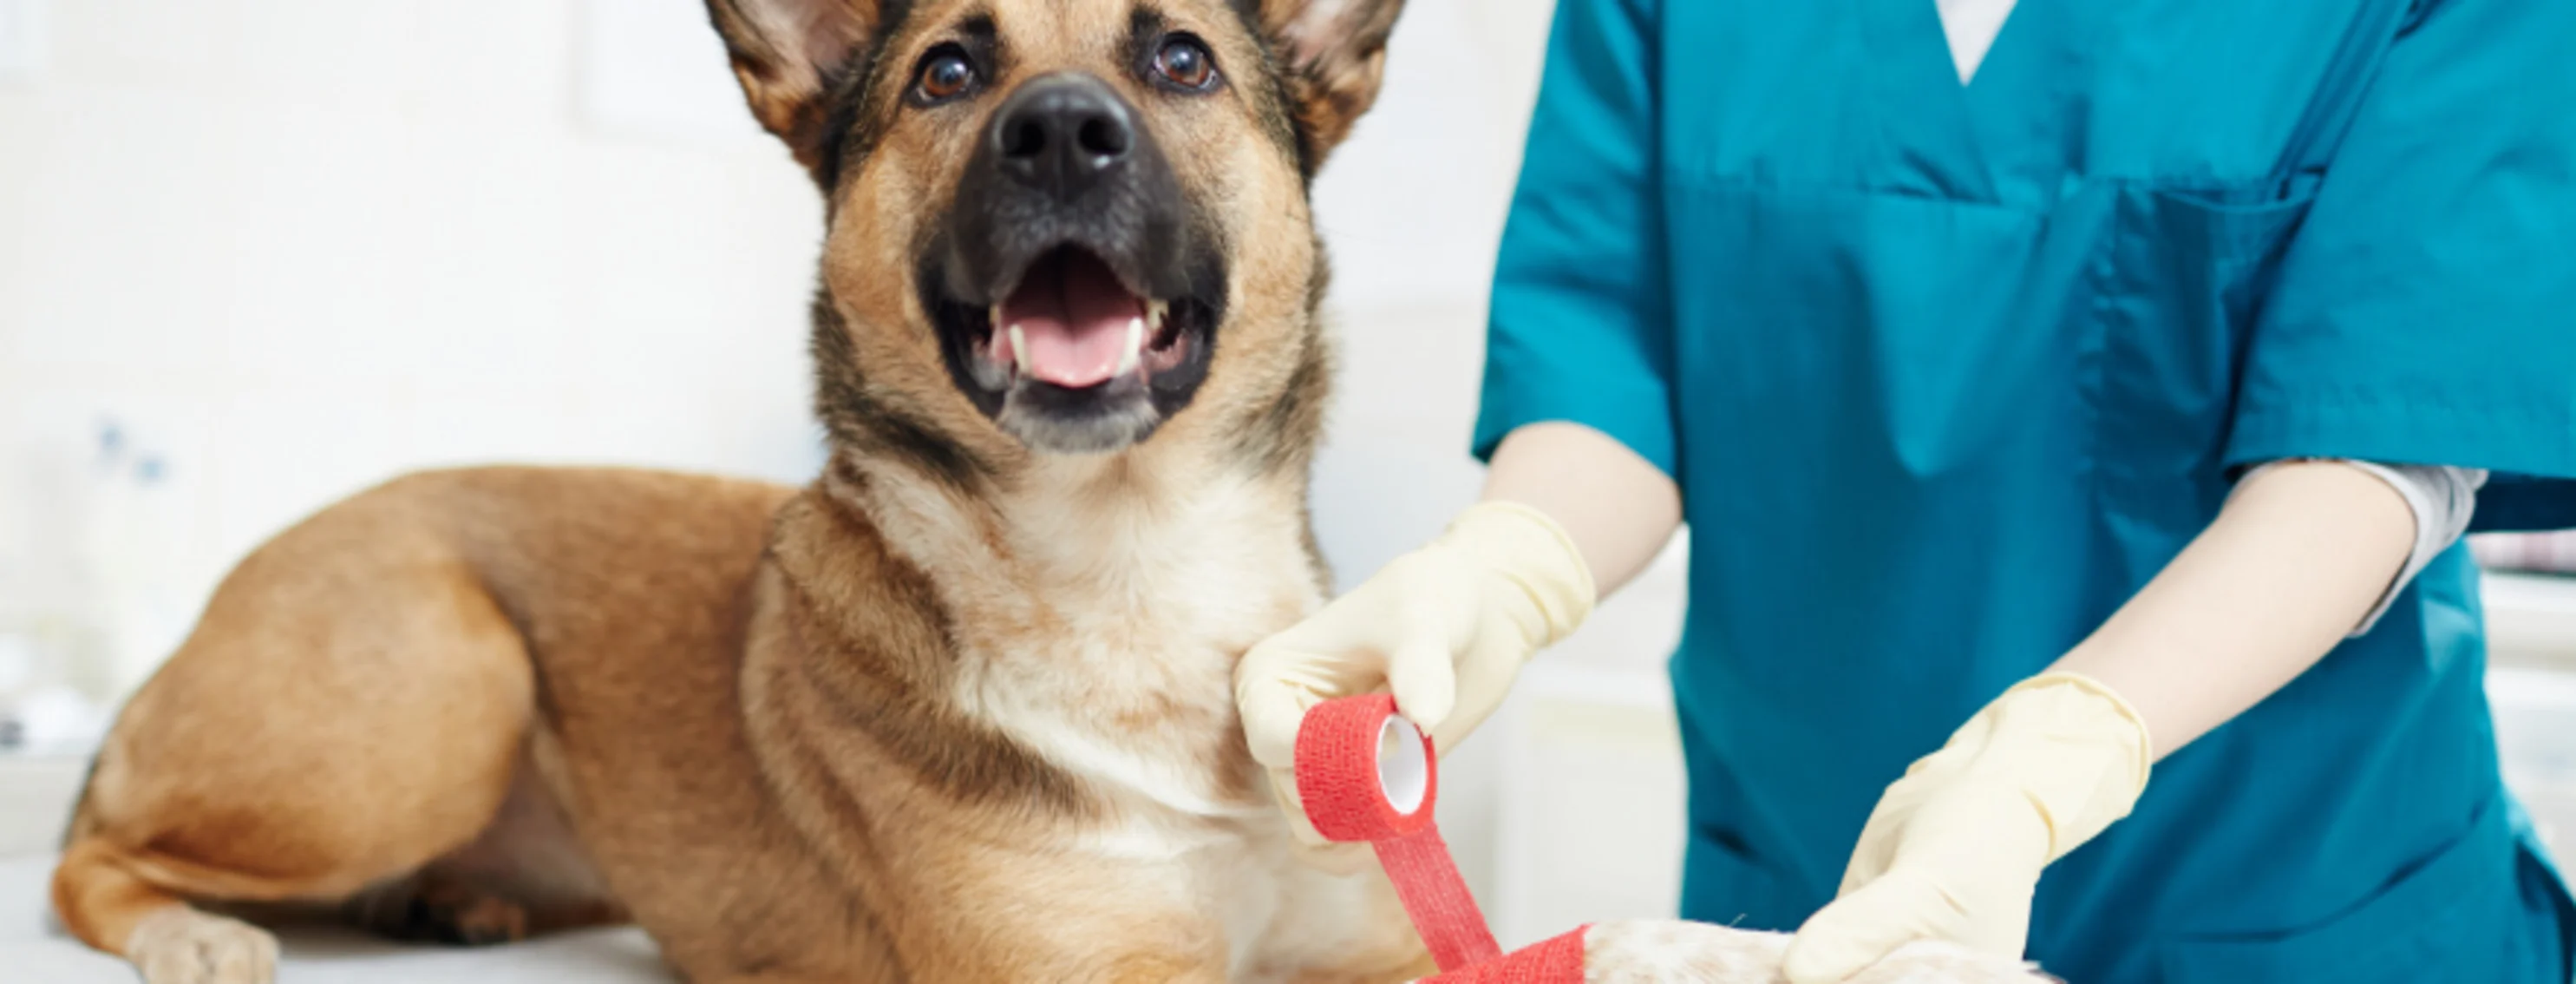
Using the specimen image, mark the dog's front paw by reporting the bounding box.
[1580,919,2054,983]
[126,907,280,984]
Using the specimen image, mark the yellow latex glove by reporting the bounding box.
[1782,672,2153,984]
[1236,501,1594,845]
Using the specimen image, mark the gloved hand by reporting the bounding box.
[1236,501,1595,846]
[1782,672,2153,984]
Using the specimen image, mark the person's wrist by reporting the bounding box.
[1976,671,2153,862]
[1440,501,1598,648]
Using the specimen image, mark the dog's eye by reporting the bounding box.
[912,47,978,103]
[1151,36,1218,91]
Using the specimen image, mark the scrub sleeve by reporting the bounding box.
[1470,0,1678,479]
[2223,0,2576,528]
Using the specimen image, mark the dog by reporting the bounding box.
[46,1,2063,981]
[53,0,1421,980]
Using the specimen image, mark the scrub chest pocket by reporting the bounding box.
[2092,181,2318,546]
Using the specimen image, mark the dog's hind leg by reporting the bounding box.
[341,756,628,948]
[51,485,541,983]
[53,840,279,984]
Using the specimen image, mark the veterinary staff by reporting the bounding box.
[1235,0,2576,981]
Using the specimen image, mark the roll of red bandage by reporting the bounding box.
[1292,694,1505,974]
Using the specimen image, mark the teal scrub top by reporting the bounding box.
[1474,1,2576,981]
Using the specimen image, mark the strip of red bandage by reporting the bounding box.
[1292,694,1502,972]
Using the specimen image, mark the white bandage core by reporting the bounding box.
[1377,716,1429,814]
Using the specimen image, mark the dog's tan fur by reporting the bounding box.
[51,0,1433,981]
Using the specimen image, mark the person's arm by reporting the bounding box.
[1234,422,1677,787]
[1782,459,2416,981]
[1483,422,1682,597]
[2052,459,2415,757]
[1231,422,1672,867]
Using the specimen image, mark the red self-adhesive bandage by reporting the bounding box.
[1293,695,1586,981]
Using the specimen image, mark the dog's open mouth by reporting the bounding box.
[931,243,1219,453]
[962,247,1207,391]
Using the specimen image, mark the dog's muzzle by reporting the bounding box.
[925,72,1225,456]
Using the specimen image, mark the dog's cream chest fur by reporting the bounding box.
[840,450,1360,972]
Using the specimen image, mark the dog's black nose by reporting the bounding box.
[992,75,1134,201]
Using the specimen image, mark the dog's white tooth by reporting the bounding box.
[1146,299,1169,331]
[1007,325,1029,373]
[1116,318,1145,377]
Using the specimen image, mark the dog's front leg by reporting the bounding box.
[1578,920,2061,983]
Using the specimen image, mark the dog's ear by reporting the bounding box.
[1259,0,1407,170]
[705,0,886,172]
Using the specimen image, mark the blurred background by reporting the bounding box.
[2,0,2573,957]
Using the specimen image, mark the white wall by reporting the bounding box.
[1307,0,1553,589]
[0,0,828,699]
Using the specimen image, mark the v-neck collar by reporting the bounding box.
[1860,0,2095,208]
[1862,0,2002,203]
[1937,0,2020,83]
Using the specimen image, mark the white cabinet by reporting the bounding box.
[2486,573,2576,856]
[1486,539,1690,948]
[0,755,81,856]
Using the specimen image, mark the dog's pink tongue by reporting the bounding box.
[999,251,1143,389]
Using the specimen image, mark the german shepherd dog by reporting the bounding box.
[46,0,2056,981]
